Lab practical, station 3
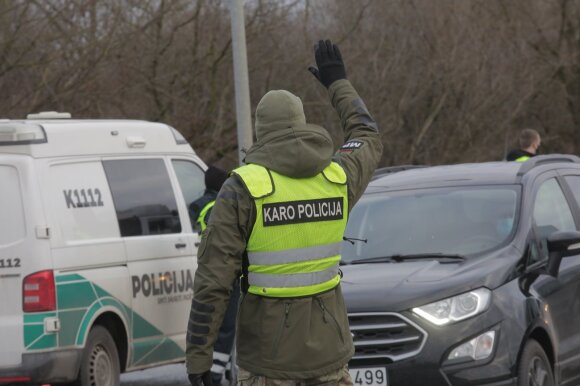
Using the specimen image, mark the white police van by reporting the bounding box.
[0,112,207,385]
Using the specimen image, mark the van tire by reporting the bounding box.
[517,339,554,386]
[74,325,120,386]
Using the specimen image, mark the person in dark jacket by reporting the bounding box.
[506,129,541,162]
[189,166,228,233]
[189,166,238,385]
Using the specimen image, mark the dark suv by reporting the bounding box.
[341,155,580,386]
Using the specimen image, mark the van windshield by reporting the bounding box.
[0,166,26,245]
[342,185,520,263]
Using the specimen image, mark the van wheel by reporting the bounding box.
[75,326,120,386]
[517,340,554,386]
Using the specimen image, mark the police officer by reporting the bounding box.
[505,128,541,162]
[189,166,239,385]
[189,166,228,233]
[186,40,383,385]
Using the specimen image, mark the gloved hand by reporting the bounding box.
[188,371,213,386]
[308,39,347,88]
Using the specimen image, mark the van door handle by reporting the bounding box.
[175,243,187,249]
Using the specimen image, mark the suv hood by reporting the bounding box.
[341,246,521,312]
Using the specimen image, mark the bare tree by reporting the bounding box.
[1,0,579,170]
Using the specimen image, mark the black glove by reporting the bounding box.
[188,371,213,386]
[308,39,347,88]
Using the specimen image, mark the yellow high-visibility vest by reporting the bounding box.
[232,162,348,297]
[515,155,531,162]
[197,201,215,231]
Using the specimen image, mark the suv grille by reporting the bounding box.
[348,312,427,362]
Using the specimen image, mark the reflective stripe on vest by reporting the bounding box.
[197,200,215,231]
[233,162,348,298]
[515,155,530,162]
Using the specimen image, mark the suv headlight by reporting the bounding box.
[412,288,491,326]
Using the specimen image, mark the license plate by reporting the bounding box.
[349,367,388,386]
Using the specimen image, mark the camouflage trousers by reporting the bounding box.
[237,365,354,386]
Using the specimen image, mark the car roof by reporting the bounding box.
[368,155,580,192]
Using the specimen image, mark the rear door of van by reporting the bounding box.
[0,155,50,371]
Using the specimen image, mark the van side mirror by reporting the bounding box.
[546,231,580,277]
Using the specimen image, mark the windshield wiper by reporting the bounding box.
[350,253,465,264]
[343,236,368,245]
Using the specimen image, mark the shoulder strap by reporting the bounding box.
[232,164,275,198]
[322,162,347,185]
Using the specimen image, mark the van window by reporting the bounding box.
[103,159,181,237]
[172,160,205,209]
[0,166,25,244]
[532,178,576,260]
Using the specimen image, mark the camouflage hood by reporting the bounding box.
[244,90,334,178]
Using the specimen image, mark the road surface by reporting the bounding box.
[121,363,189,385]
[121,363,230,385]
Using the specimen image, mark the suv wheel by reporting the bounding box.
[75,326,120,386]
[517,339,554,386]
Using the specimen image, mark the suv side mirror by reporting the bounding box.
[546,231,580,277]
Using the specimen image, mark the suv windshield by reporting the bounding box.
[342,185,520,263]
